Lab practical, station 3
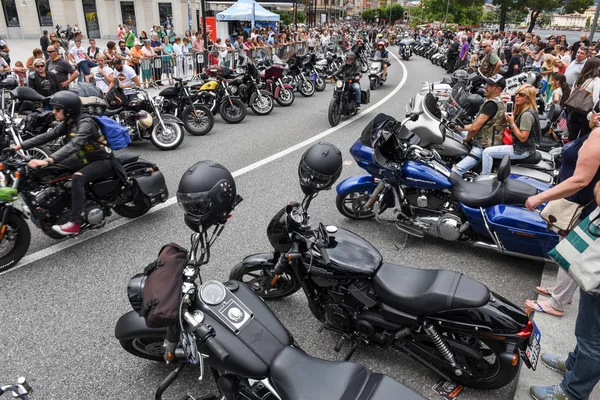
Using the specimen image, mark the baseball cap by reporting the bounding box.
[484,74,506,89]
[134,40,142,46]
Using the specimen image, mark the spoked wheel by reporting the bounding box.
[23,146,51,160]
[150,121,184,150]
[336,191,376,219]
[0,212,31,273]
[182,104,214,136]
[229,262,301,299]
[120,336,165,362]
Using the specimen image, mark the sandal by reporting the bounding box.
[525,300,564,318]
[535,287,572,304]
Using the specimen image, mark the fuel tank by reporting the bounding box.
[400,160,452,189]
[158,86,179,98]
[309,227,383,277]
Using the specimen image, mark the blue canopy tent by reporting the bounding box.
[216,0,280,27]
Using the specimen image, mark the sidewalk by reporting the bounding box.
[514,263,600,400]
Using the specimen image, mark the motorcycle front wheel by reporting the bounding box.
[360,61,369,74]
[182,104,214,136]
[150,120,184,150]
[249,92,274,115]
[229,262,301,299]
[314,76,326,92]
[336,192,376,219]
[0,212,31,273]
[219,98,247,124]
[275,87,295,106]
[299,80,315,97]
[328,98,341,127]
[120,336,165,362]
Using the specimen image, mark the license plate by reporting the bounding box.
[525,321,541,370]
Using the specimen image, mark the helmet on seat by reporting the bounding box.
[298,142,343,195]
[177,160,242,231]
[49,91,82,118]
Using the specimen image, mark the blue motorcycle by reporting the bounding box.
[335,113,559,261]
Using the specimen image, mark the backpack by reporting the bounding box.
[139,243,188,328]
[105,85,128,109]
[94,116,131,150]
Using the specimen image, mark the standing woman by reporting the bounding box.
[161,36,174,85]
[480,84,539,174]
[567,58,600,141]
[550,73,570,108]
[87,39,100,64]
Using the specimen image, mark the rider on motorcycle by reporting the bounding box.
[332,52,362,109]
[373,41,390,81]
[9,91,115,235]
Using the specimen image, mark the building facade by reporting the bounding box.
[0,0,313,40]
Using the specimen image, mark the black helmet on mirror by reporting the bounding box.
[298,142,343,195]
[49,90,82,118]
[177,160,242,232]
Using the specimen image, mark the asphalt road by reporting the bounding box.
[0,49,543,400]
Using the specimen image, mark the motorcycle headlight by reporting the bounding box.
[96,106,104,115]
[87,105,96,114]
[230,85,238,95]
[153,95,164,106]
[126,273,147,313]
[336,80,343,88]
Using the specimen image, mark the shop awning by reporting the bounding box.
[216,0,281,22]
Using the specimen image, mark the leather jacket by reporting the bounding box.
[333,63,360,81]
[21,113,113,164]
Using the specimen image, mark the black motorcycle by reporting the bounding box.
[106,86,185,150]
[228,62,275,115]
[154,77,214,136]
[284,54,315,97]
[0,151,168,273]
[229,175,539,390]
[398,39,413,60]
[114,195,425,400]
[328,77,369,127]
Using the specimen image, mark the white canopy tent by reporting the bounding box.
[216,0,280,27]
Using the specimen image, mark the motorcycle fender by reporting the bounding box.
[282,84,293,90]
[132,170,169,207]
[115,310,166,341]
[239,252,278,269]
[336,175,378,195]
[159,113,184,126]
[274,86,281,98]
[259,90,273,98]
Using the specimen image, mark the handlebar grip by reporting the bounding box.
[205,336,230,362]
[317,243,331,265]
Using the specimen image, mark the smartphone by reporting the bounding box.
[506,101,514,116]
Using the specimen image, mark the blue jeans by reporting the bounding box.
[561,289,600,399]
[452,145,484,175]
[351,82,361,105]
[481,145,530,175]
[77,60,97,80]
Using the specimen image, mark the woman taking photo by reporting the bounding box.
[480,84,539,175]
[567,58,600,141]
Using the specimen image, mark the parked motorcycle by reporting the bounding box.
[228,62,274,115]
[302,53,327,92]
[328,77,369,127]
[197,66,247,124]
[154,77,214,136]
[230,142,541,389]
[114,162,425,400]
[0,150,168,272]
[106,86,185,150]
[257,59,295,106]
[368,52,386,91]
[284,54,315,97]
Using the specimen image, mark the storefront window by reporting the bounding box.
[120,1,136,34]
[158,3,173,28]
[82,0,100,38]
[35,0,53,26]
[2,0,20,27]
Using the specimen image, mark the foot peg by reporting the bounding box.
[334,335,348,353]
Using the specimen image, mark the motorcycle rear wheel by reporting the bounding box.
[229,262,301,299]
[219,98,247,124]
[120,336,165,362]
[275,87,295,106]
[0,213,31,273]
[328,98,341,127]
[182,104,214,136]
[336,192,376,219]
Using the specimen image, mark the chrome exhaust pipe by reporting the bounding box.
[472,241,553,262]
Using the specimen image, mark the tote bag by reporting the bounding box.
[548,207,600,294]
[564,79,594,115]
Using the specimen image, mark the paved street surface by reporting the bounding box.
[0,40,558,400]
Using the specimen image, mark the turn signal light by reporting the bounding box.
[512,353,519,366]
[516,320,534,338]
[0,163,4,171]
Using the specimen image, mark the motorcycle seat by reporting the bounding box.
[269,346,425,400]
[116,153,139,164]
[372,263,489,316]
[451,156,538,208]
[11,86,44,102]
[513,150,542,166]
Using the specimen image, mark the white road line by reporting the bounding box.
[0,55,408,276]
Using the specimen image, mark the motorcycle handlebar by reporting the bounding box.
[204,335,230,363]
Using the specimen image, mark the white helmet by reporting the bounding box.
[136,111,153,130]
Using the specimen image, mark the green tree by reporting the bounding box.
[296,11,307,23]
[421,0,484,26]
[526,0,593,32]
[380,4,405,23]
[361,9,378,21]
[274,10,293,25]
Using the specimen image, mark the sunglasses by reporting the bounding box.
[48,50,56,53]
[516,92,527,97]
[35,65,44,68]
[482,45,489,48]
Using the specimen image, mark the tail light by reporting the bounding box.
[516,320,534,338]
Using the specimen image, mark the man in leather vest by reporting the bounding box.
[480,40,502,78]
[452,74,506,176]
